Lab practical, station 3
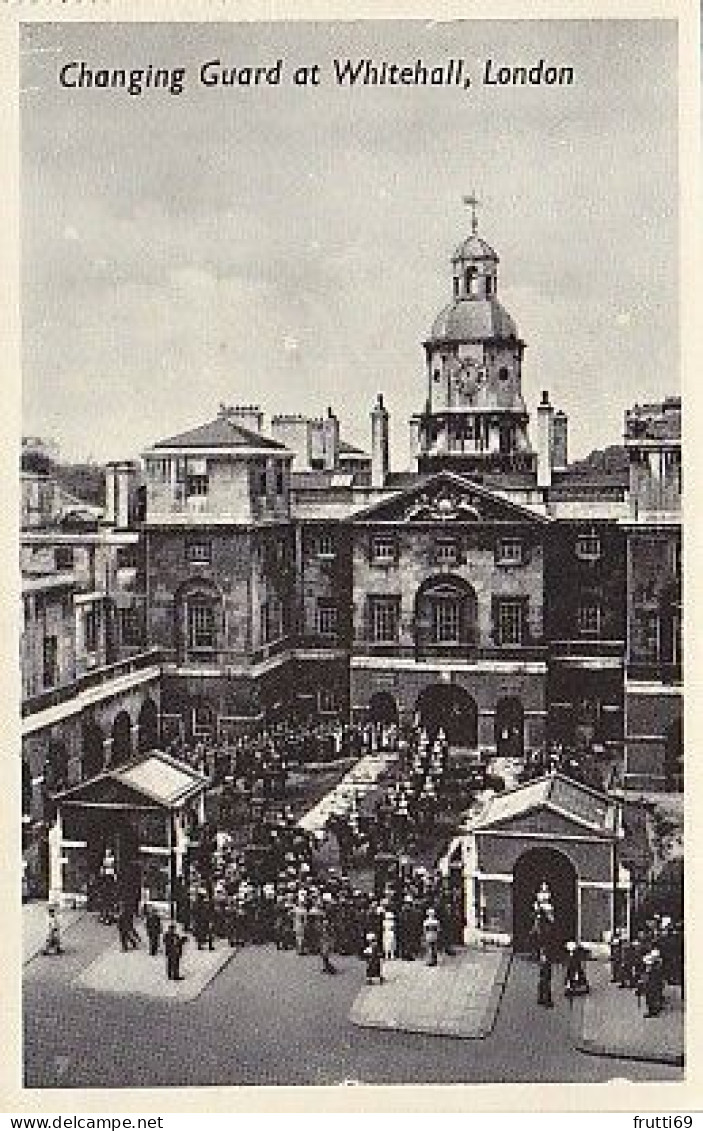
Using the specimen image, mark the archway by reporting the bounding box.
[368,691,399,727]
[495,697,524,759]
[111,711,133,766]
[81,720,105,781]
[512,846,578,952]
[415,684,478,746]
[137,697,159,754]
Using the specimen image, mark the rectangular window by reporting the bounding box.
[371,536,397,565]
[634,610,660,662]
[186,537,212,564]
[42,635,58,688]
[187,602,216,652]
[116,545,137,569]
[275,463,285,495]
[369,596,400,643]
[119,606,143,647]
[84,607,98,653]
[256,466,268,495]
[316,602,338,638]
[317,532,335,559]
[55,546,74,571]
[497,599,525,646]
[578,602,602,637]
[435,539,459,566]
[186,474,209,497]
[575,533,601,561]
[496,537,524,566]
[432,597,460,644]
[318,688,339,714]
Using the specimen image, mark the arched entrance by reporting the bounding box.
[137,697,159,753]
[111,711,132,766]
[81,720,105,781]
[415,684,478,746]
[495,697,524,759]
[368,691,399,727]
[512,846,578,952]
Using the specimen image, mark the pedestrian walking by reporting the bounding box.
[144,905,162,956]
[117,906,140,951]
[42,907,63,956]
[423,907,440,967]
[537,948,554,1008]
[164,921,186,981]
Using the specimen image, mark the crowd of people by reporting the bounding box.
[610,915,684,1017]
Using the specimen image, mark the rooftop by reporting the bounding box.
[151,415,288,453]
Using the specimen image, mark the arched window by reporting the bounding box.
[414,576,478,654]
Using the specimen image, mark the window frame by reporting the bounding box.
[316,532,336,560]
[575,532,602,562]
[185,536,213,565]
[577,601,602,638]
[316,601,339,639]
[496,537,524,567]
[186,598,217,654]
[368,595,401,643]
[496,598,526,647]
[370,534,398,566]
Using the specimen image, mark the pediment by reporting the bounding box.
[476,805,613,842]
[353,471,550,526]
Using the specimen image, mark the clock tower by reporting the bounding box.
[411,198,537,480]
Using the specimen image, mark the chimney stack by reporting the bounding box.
[219,404,264,434]
[322,406,340,472]
[371,393,390,488]
[106,461,139,528]
[536,390,554,490]
[552,410,568,471]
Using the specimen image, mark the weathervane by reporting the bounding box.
[463,191,481,234]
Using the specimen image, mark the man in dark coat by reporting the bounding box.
[164,921,186,981]
[537,948,554,1008]
[144,905,162,957]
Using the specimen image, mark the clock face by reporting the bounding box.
[450,357,484,403]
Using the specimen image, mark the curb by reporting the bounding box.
[475,949,512,1039]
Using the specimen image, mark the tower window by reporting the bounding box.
[433,369,441,384]
[453,278,460,298]
[499,367,509,381]
[486,276,494,298]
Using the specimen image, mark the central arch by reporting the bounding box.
[512,846,578,952]
[137,697,159,754]
[111,710,132,767]
[368,691,399,727]
[415,683,478,746]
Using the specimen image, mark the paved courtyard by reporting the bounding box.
[23,911,683,1089]
[350,948,510,1038]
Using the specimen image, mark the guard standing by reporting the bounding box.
[164,921,186,981]
[537,948,554,1008]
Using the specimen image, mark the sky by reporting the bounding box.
[21,19,678,468]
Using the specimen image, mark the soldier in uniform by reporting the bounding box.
[164,921,186,981]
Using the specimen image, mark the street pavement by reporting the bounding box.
[76,936,234,1001]
[575,958,684,1066]
[23,913,683,1088]
[350,948,510,1038]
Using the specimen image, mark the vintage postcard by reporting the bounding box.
[4,1,700,1113]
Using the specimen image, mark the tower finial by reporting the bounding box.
[463,191,481,235]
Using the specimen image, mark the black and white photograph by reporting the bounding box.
[17,15,686,1094]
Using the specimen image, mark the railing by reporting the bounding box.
[22,648,163,718]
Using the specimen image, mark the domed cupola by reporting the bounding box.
[410,196,536,481]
